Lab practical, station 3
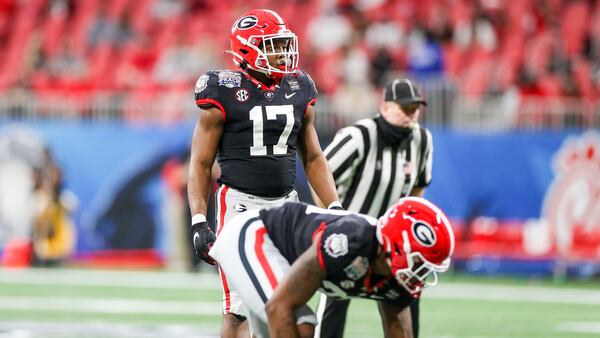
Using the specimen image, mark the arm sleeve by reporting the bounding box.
[414,128,433,188]
[324,126,364,187]
[194,72,226,120]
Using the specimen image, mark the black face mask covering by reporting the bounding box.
[374,115,413,146]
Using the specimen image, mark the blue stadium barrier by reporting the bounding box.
[1,121,596,276]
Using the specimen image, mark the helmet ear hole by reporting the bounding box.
[240,49,249,55]
[393,243,403,256]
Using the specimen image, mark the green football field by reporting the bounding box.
[0,268,599,337]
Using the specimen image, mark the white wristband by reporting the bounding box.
[191,213,207,225]
[327,201,343,209]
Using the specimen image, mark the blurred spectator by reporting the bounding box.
[0,0,598,125]
[151,0,183,20]
[370,47,394,87]
[162,155,220,272]
[0,127,75,267]
[364,18,404,51]
[44,40,88,82]
[153,37,216,86]
[88,8,119,48]
[31,149,77,267]
[0,127,45,249]
[308,11,353,53]
[406,27,444,77]
[331,80,377,122]
[46,0,73,19]
[114,36,157,90]
[89,9,136,49]
[340,43,370,84]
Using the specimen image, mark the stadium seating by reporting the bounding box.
[0,0,597,125]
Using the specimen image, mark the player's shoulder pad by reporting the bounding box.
[293,69,309,81]
[293,70,318,95]
[194,71,216,94]
[319,214,375,265]
[327,214,376,239]
[195,70,246,93]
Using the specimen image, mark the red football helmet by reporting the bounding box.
[227,9,299,80]
[376,197,455,296]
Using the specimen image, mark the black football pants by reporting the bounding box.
[316,297,420,338]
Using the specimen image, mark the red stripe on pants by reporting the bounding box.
[217,185,229,235]
[216,186,231,313]
[255,227,278,290]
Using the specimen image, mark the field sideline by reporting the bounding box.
[0,268,599,338]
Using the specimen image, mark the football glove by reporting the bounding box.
[191,221,217,265]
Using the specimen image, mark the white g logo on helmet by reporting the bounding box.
[412,222,436,247]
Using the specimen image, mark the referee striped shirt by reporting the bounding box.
[324,118,433,217]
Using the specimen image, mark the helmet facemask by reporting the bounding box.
[389,231,451,295]
[255,33,299,75]
[376,200,454,297]
[232,31,299,77]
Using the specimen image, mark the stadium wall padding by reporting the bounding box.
[1,122,595,275]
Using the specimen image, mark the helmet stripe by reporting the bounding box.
[402,79,416,98]
[264,9,285,24]
[391,79,400,101]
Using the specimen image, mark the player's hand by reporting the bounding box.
[191,221,217,265]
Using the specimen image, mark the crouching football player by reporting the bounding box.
[209,197,455,338]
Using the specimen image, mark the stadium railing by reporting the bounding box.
[0,84,598,133]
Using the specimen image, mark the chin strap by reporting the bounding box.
[224,50,250,68]
[225,49,274,76]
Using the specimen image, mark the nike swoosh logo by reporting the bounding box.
[285,93,296,99]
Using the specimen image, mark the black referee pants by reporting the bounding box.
[316,297,420,338]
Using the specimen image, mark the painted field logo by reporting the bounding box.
[542,132,600,257]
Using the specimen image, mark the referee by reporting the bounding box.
[313,78,433,338]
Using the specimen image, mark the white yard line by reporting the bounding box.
[556,322,600,334]
[0,297,220,315]
[0,268,221,289]
[0,321,219,338]
[425,283,600,305]
[2,268,600,306]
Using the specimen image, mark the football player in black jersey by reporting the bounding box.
[187,9,342,338]
[209,197,455,338]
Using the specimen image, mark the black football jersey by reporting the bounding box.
[259,202,415,309]
[194,70,317,197]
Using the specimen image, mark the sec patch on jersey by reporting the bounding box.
[324,233,349,258]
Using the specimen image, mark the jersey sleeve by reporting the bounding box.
[317,215,373,276]
[305,72,318,104]
[414,128,433,188]
[194,72,226,116]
